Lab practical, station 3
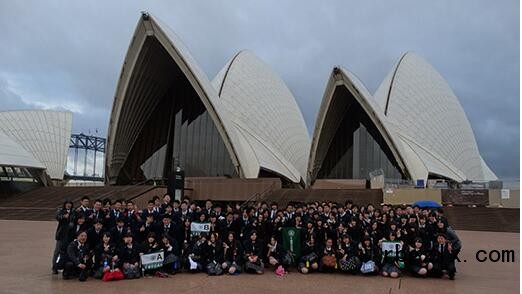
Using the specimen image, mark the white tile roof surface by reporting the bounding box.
[212,51,310,183]
[0,110,72,179]
[373,52,497,181]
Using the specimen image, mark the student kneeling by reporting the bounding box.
[430,233,457,280]
[63,231,91,281]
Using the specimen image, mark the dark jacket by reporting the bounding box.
[243,239,263,258]
[223,240,243,264]
[430,243,457,265]
[205,241,224,264]
[87,227,105,250]
[118,243,142,264]
[66,240,90,267]
[55,208,73,241]
[94,242,118,268]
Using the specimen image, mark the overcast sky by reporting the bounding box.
[0,1,519,179]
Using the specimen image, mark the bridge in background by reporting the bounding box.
[67,133,105,182]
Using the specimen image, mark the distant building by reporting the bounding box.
[0,110,72,193]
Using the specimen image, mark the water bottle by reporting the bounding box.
[103,259,108,268]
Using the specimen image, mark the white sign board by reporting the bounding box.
[191,222,211,236]
[140,250,164,270]
[381,241,402,257]
[501,189,510,200]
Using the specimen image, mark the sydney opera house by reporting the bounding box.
[0,110,72,194]
[105,13,497,188]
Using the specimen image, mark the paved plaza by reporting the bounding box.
[0,220,518,294]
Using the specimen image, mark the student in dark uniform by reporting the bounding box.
[87,219,105,251]
[380,232,403,278]
[118,233,142,279]
[68,213,88,244]
[243,231,264,274]
[205,232,224,275]
[319,238,337,272]
[88,199,105,227]
[298,237,319,274]
[222,232,243,274]
[186,233,207,272]
[266,235,290,270]
[52,200,73,274]
[110,217,128,246]
[134,214,156,244]
[358,237,380,275]
[93,232,119,279]
[108,200,124,228]
[142,232,165,277]
[430,233,457,280]
[76,196,91,216]
[161,235,180,274]
[142,200,159,222]
[408,237,433,277]
[63,231,91,281]
[338,234,361,274]
[158,214,176,240]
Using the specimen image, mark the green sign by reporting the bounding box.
[282,227,301,258]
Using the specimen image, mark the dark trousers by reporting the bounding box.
[52,240,64,270]
[63,262,88,280]
[432,261,456,277]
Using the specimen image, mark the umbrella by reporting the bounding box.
[413,200,442,208]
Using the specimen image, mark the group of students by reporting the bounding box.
[52,194,461,281]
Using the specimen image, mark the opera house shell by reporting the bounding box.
[106,13,310,185]
[0,110,72,186]
[309,53,497,185]
[106,13,496,187]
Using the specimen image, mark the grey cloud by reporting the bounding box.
[0,0,518,178]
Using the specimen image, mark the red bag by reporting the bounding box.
[102,269,124,281]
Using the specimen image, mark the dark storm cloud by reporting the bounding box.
[0,0,518,178]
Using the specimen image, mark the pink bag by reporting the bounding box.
[275,265,286,276]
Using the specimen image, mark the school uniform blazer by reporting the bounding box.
[224,240,243,264]
[408,248,429,267]
[338,242,358,259]
[87,228,105,250]
[118,243,142,264]
[89,209,105,222]
[243,240,263,258]
[67,223,89,243]
[267,243,286,260]
[205,241,224,264]
[55,208,73,241]
[66,240,90,266]
[110,226,128,245]
[359,245,380,264]
[429,244,457,265]
[94,243,117,267]
[157,223,177,239]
